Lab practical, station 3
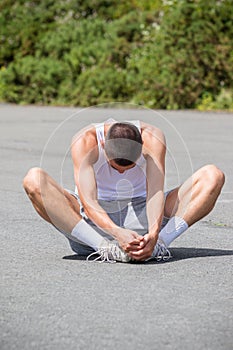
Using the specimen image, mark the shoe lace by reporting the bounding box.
[86,246,117,263]
[155,243,172,262]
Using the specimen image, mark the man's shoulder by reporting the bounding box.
[72,125,97,150]
[71,124,99,164]
[140,122,166,159]
[140,122,165,142]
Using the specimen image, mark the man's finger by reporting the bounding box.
[126,243,142,252]
[129,248,152,261]
[139,240,146,248]
[128,238,141,245]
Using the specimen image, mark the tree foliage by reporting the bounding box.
[0,0,232,109]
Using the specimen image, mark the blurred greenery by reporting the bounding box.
[0,0,232,109]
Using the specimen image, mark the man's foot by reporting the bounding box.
[147,240,172,262]
[86,240,131,263]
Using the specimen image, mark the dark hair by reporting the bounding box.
[105,122,143,166]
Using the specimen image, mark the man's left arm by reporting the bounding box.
[128,127,166,261]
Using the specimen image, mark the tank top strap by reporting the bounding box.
[94,118,117,148]
[95,122,105,149]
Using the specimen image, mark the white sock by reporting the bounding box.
[159,216,188,247]
[71,219,106,251]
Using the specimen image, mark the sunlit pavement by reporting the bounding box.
[1,104,232,350]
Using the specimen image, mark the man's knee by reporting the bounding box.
[23,167,46,196]
[199,164,225,193]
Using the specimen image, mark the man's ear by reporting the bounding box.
[100,140,105,149]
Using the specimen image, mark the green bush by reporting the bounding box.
[0,56,68,104]
[0,0,232,109]
[127,0,233,109]
[71,66,128,106]
[197,89,233,111]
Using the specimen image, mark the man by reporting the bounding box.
[23,119,225,262]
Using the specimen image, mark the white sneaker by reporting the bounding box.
[147,241,172,262]
[86,241,131,263]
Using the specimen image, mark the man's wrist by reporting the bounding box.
[105,225,123,240]
[148,229,159,239]
[147,231,159,246]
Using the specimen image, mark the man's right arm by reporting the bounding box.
[71,129,143,252]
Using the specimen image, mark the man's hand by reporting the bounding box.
[116,228,144,253]
[127,234,158,261]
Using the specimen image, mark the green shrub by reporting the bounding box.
[197,89,233,111]
[0,0,232,109]
[71,66,128,106]
[0,56,68,104]
[127,0,233,109]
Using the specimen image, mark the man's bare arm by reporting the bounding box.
[71,128,143,251]
[128,125,166,260]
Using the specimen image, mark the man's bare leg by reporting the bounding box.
[23,167,112,251]
[159,164,225,246]
[23,168,132,263]
[164,164,225,225]
[23,167,82,232]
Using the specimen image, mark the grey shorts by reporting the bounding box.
[61,190,172,256]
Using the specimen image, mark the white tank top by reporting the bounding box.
[93,120,147,200]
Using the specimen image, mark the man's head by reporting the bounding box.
[104,122,143,166]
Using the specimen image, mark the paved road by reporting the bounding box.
[1,104,233,350]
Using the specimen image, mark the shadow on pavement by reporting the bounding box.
[62,247,233,263]
[169,247,233,261]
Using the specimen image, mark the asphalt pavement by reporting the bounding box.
[0,103,232,350]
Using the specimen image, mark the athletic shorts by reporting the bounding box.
[61,191,172,256]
